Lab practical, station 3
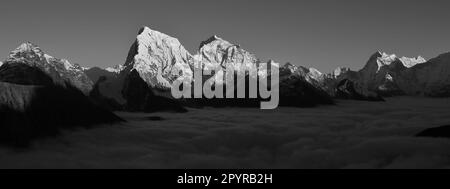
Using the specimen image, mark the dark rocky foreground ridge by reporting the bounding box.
[0,47,123,147]
[0,80,123,147]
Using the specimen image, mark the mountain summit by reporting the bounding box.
[1,42,94,94]
[194,34,259,73]
[375,52,426,72]
[123,26,193,89]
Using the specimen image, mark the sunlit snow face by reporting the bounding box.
[376,52,427,71]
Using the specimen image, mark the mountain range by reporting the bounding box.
[86,27,450,105]
[2,27,450,110]
[86,27,337,111]
[1,26,450,144]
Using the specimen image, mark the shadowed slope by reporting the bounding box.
[0,64,123,147]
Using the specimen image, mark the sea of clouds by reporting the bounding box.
[1,97,450,168]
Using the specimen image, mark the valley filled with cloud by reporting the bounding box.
[1,97,449,169]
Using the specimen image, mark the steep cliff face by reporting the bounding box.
[123,27,193,90]
[194,35,260,76]
[89,27,192,112]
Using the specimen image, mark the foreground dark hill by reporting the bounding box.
[0,50,123,147]
[0,81,123,146]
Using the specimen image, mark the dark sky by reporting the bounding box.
[0,0,449,73]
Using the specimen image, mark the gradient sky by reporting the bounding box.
[0,0,449,73]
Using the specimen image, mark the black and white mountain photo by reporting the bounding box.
[1,0,450,182]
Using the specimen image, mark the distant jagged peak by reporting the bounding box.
[377,51,398,68]
[8,42,74,67]
[199,35,230,50]
[135,26,187,52]
[198,34,254,57]
[3,42,93,94]
[282,62,298,72]
[105,65,125,73]
[399,55,426,68]
[284,62,295,67]
[309,67,323,76]
[371,51,427,71]
[198,34,245,51]
[138,26,172,38]
[81,66,90,71]
[8,42,74,64]
[8,42,44,59]
[195,34,258,75]
[333,67,351,78]
[13,41,41,52]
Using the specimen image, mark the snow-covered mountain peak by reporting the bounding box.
[282,63,298,73]
[3,42,93,94]
[399,56,426,68]
[198,35,235,51]
[12,42,42,53]
[196,35,259,78]
[124,26,193,89]
[376,52,398,71]
[309,67,323,77]
[134,27,187,57]
[105,65,125,73]
[333,67,351,78]
[8,42,45,60]
[374,51,427,71]
[199,35,227,49]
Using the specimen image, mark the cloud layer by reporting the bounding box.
[1,97,450,168]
